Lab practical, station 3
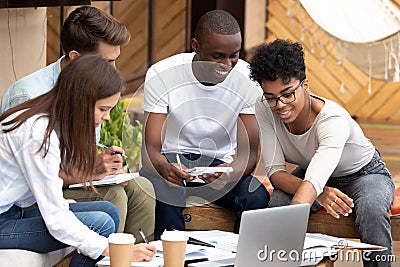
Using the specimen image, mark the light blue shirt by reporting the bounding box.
[1,57,63,114]
[0,112,108,258]
[1,56,101,141]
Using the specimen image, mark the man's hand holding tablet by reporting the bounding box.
[184,167,233,183]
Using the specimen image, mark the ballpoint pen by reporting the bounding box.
[175,154,186,186]
[139,228,149,244]
[96,143,128,159]
[187,237,236,253]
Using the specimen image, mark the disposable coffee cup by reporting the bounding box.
[161,230,188,267]
[108,233,135,267]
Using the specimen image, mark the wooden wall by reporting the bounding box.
[46,0,188,94]
[46,0,400,122]
[266,0,400,123]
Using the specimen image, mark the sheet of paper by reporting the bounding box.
[152,240,209,261]
[186,167,233,176]
[300,247,337,266]
[96,255,163,267]
[185,167,233,183]
[69,173,139,188]
[304,233,387,251]
[187,230,239,253]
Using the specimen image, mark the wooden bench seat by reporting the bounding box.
[183,203,400,241]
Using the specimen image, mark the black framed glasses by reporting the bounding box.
[261,79,305,108]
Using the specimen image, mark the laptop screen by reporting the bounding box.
[235,204,310,267]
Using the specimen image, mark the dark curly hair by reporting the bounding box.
[249,39,306,86]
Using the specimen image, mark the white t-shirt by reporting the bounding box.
[255,95,375,195]
[143,52,261,163]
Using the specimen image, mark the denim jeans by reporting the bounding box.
[140,153,270,239]
[0,201,119,267]
[269,150,395,267]
[63,177,156,242]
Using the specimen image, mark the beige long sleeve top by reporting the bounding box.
[255,95,375,195]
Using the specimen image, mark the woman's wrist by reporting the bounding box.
[102,245,109,257]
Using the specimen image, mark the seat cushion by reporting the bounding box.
[0,247,74,267]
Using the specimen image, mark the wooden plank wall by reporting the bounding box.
[266,0,400,123]
[46,0,400,121]
[46,0,188,93]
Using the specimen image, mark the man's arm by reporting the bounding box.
[141,112,190,186]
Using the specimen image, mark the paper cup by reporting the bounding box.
[161,231,188,267]
[108,233,135,267]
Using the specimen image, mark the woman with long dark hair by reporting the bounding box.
[0,54,155,266]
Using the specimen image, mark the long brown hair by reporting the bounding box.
[0,54,124,179]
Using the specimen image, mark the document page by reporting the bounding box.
[187,230,239,253]
[69,173,139,188]
[186,167,233,183]
[304,233,387,251]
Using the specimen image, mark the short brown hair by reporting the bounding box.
[61,6,131,59]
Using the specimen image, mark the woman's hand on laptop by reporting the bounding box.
[317,186,354,218]
[132,243,157,262]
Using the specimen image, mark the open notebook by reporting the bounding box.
[69,173,139,188]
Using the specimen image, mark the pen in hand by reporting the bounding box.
[96,143,128,159]
[175,154,186,186]
[139,228,149,244]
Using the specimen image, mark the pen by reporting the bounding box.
[188,237,214,247]
[187,237,236,253]
[139,228,149,244]
[96,143,128,159]
[176,154,186,186]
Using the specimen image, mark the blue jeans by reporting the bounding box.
[0,201,119,267]
[269,150,395,267]
[140,153,270,239]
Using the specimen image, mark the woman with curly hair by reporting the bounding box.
[249,39,394,267]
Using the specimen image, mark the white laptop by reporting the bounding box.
[188,204,310,267]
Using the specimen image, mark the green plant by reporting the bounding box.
[99,98,142,171]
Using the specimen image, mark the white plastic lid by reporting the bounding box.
[108,233,136,244]
[160,230,188,242]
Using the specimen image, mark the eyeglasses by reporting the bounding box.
[261,79,305,108]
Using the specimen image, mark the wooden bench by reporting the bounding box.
[183,204,400,241]
[183,176,400,240]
